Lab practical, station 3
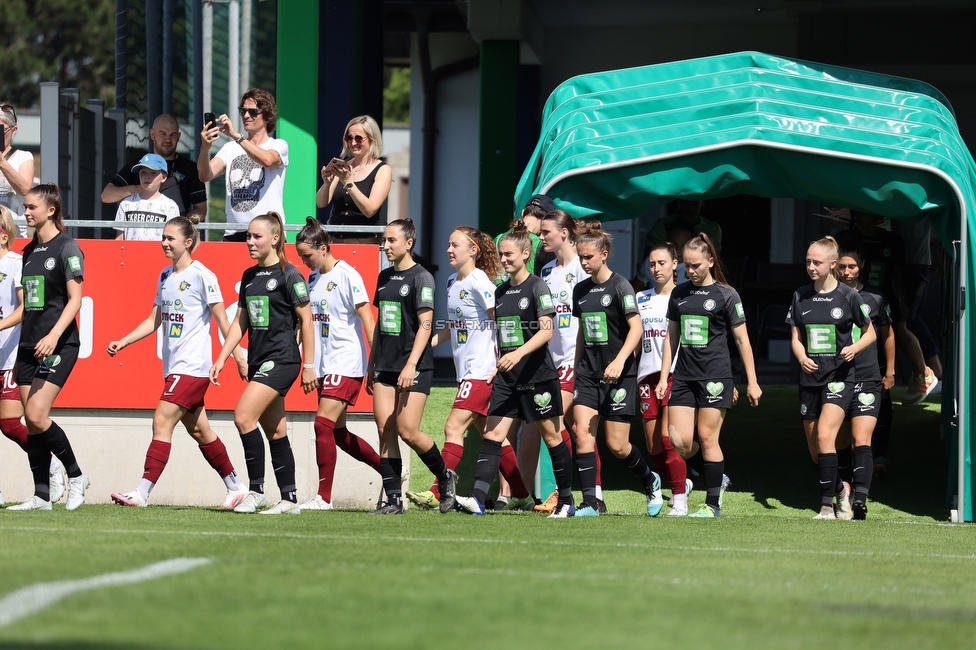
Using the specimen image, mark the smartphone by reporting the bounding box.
[204,112,216,129]
[0,124,5,149]
[330,157,348,168]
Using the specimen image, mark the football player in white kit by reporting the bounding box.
[107,217,249,508]
[407,226,531,511]
[636,242,690,515]
[295,217,381,510]
[0,205,66,506]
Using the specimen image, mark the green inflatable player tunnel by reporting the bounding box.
[514,51,976,521]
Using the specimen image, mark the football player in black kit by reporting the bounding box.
[367,218,458,514]
[787,236,875,520]
[8,184,89,511]
[571,221,663,517]
[657,233,762,518]
[836,239,891,519]
[454,222,576,518]
[210,212,317,515]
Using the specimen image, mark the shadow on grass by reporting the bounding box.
[593,385,948,519]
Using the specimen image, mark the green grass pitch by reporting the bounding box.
[1,387,971,649]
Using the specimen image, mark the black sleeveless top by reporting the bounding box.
[328,161,388,227]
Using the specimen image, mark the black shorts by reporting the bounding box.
[798,379,856,420]
[488,378,563,423]
[248,360,300,397]
[573,374,637,423]
[847,380,882,419]
[669,377,734,410]
[17,344,79,389]
[374,369,434,395]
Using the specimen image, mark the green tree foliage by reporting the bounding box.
[384,66,410,125]
[0,0,115,108]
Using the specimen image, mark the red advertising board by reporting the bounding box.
[26,240,380,412]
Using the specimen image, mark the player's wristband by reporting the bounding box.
[303,363,314,369]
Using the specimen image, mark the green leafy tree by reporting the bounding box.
[384,66,410,125]
[0,0,115,108]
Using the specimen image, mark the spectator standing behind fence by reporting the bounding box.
[101,114,207,222]
[114,154,181,241]
[199,89,288,242]
[0,104,35,234]
[315,116,391,244]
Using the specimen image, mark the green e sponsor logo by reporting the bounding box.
[805,324,836,353]
[735,302,744,318]
[246,296,270,327]
[379,300,402,333]
[497,315,524,347]
[421,287,433,302]
[293,282,308,298]
[67,256,82,272]
[680,315,709,345]
[623,294,636,310]
[539,293,553,310]
[24,276,44,308]
[582,312,608,343]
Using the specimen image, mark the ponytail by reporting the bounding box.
[251,211,288,271]
[575,220,612,254]
[500,219,532,254]
[684,232,728,284]
[297,216,332,251]
[454,225,500,281]
[650,241,680,283]
[167,216,200,253]
[26,183,66,242]
[541,209,578,244]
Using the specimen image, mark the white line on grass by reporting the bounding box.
[0,557,212,628]
[5,526,976,562]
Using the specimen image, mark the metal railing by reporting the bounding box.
[15,220,386,234]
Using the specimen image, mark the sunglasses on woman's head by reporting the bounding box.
[0,104,16,125]
[344,134,367,144]
[238,107,260,118]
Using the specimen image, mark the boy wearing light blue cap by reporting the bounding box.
[114,153,180,241]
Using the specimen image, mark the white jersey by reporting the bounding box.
[540,256,587,368]
[214,137,289,236]
[0,252,23,370]
[154,260,223,377]
[309,260,369,378]
[115,193,181,241]
[636,287,676,380]
[445,269,497,380]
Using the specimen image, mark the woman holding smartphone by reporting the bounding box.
[316,116,391,243]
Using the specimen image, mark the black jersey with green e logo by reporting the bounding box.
[572,272,639,380]
[494,274,557,385]
[667,282,746,381]
[21,233,85,348]
[372,263,435,373]
[786,282,870,387]
[237,262,309,367]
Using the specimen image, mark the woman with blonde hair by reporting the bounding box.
[787,236,875,519]
[316,115,391,242]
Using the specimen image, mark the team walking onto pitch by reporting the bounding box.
[0,185,904,521]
